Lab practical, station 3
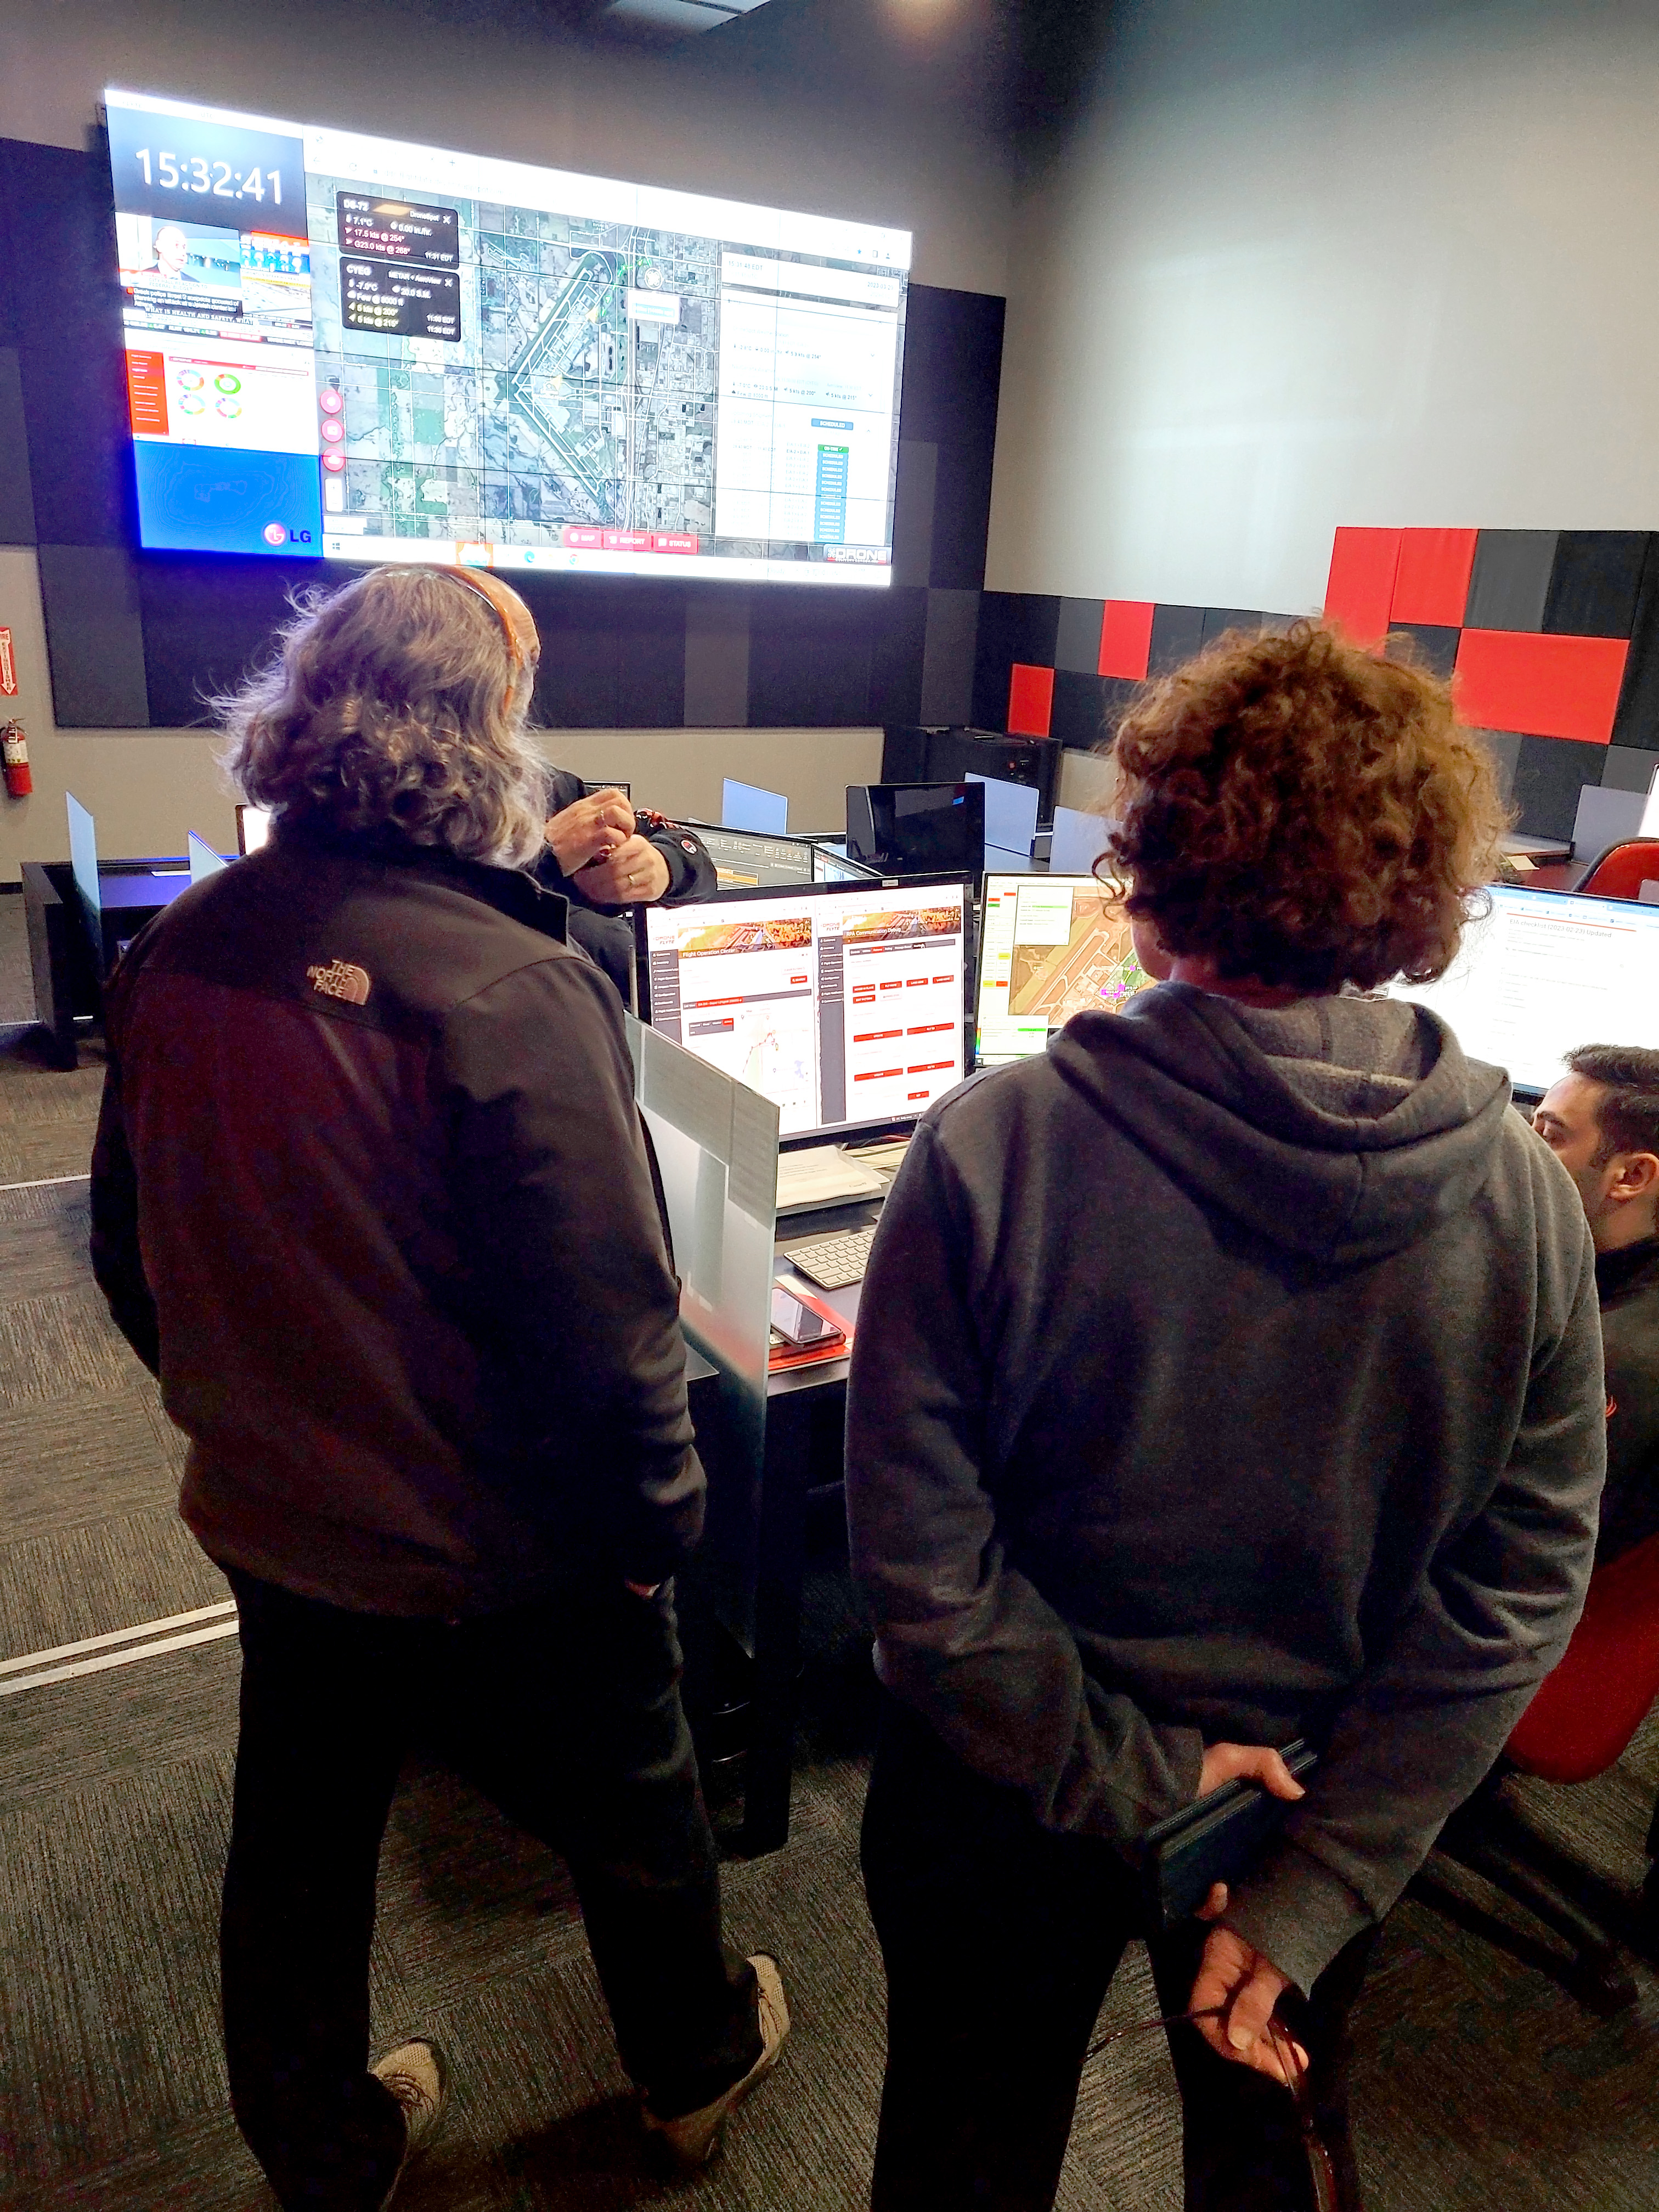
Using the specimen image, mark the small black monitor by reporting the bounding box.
[845,781,985,878]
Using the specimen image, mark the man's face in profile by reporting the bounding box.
[1533,1074,1616,1219]
[154,225,191,279]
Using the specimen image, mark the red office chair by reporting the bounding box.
[1411,1528,1659,2015]
[1574,839,1659,900]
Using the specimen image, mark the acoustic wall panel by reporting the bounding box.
[1612,535,1659,752]
[1544,532,1650,640]
[1509,734,1607,842]
[973,594,1062,729]
[868,585,928,728]
[1200,607,1262,645]
[1464,530,1559,633]
[1053,595,1107,674]
[0,349,35,545]
[1049,669,1139,751]
[1323,527,1401,645]
[1454,630,1628,746]
[889,441,939,591]
[1390,528,1477,628]
[1007,662,1055,739]
[1601,745,1659,794]
[1387,623,1460,680]
[1098,600,1154,680]
[1147,603,1205,676]
[917,588,979,726]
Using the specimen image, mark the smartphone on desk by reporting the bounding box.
[770,1285,846,1350]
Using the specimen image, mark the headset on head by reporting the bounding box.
[435,565,541,714]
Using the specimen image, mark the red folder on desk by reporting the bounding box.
[768,1284,855,1373]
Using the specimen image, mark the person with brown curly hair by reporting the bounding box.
[847,622,1605,2211]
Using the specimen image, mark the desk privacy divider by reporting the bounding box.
[627,1015,780,1646]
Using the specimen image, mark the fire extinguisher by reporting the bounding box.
[2,720,32,798]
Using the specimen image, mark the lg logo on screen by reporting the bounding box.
[262,523,314,546]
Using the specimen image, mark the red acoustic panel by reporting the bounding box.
[1324,527,1402,645]
[1391,527,1477,627]
[1007,662,1055,738]
[1098,600,1155,680]
[1454,630,1629,746]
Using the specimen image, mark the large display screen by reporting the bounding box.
[975,874,1153,1063]
[104,88,910,583]
[1386,884,1659,1094]
[640,878,967,1138]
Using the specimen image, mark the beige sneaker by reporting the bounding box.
[372,2038,449,2209]
[641,1954,789,2169]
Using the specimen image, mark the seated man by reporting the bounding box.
[1532,1045,1659,1564]
[536,771,715,997]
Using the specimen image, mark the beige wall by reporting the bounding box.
[0,548,881,881]
[988,0,1659,612]
[0,0,1011,296]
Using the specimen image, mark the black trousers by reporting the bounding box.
[861,1695,1377,2212]
[221,1568,761,2212]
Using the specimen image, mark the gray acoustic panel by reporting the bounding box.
[0,349,33,544]
[890,441,938,590]
[1387,623,1459,680]
[36,546,149,727]
[1054,597,1105,674]
[683,589,750,727]
[1510,733,1606,842]
[1602,745,1658,794]
[918,589,979,726]
[1147,604,1205,676]
[1465,530,1559,633]
[1470,729,1521,807]
[1200,607,1262,645]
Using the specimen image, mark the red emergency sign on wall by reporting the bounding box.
[0,627,16,696]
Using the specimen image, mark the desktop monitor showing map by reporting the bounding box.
[1385,883,1659,1096]
[637,876,969,1141]
[975,874,1154,1063]
[104,88,910,578]
[845,782,984,878]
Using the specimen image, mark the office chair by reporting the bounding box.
[1573,839,1659,900]
[1409,1528,1659,2016]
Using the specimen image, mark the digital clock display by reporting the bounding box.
[104,100,308,244]
[131,149,286,204]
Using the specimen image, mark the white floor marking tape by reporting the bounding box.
[0,1598,239,1678]
[0,1617,241,1698]
[0,1172,93,1193]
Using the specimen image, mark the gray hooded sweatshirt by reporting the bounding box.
[845,984,1605,1995]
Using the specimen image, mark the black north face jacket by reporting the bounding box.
[90,822,704,1617]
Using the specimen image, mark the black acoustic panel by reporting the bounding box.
[1054,597,1105,674]
[918,588,979,727]
[613,592,687,729]
[928,437,996,591]
[747,588,876,726]
[898,286,1006,455]
[1464,529,1558,633]
[1508,735,1607,842]
[138,551,327,725]
[1,139,134,549]
[867,585,928,728]
[38,545,150,726]
[970,592,1062,730]
[1387,623,1459,680]
[1601,745,1657,794]
[0,347,34,544]
[1147,604,1205,676]
[890,439,938,590]
[1613,535,1659,752]
[1544,532,1650,641]
[1050,669,1139,752]
[1200,608,1261,646]
[1470,729,1521,809]
[683,586,749,728]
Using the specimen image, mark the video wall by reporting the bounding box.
[104,88,910,585]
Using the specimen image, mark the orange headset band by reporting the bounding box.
[435,565,541,686]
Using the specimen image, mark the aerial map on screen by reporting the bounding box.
[104,88,910,583]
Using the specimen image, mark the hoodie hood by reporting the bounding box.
[1048,984,1511,1264]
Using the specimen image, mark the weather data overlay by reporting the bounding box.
[105,88,910,579]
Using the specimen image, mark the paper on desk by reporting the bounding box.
[775,1147,886,1209]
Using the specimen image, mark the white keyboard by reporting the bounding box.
[781,1226,879,1291]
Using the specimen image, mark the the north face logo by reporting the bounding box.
[307,959,371,1006]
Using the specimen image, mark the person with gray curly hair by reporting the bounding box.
[89,566,788,2209]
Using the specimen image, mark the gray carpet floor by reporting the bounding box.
[1,1005,1656,2211]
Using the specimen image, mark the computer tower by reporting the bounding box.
[881,726,1062,824]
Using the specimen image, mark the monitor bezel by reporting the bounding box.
[634,870,977,1149]
[845,780,987,877]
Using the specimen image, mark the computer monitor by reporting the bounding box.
[187,832,229,883]
[684,821,820,891]
[723,778,789,835]
[582,780,631,802]
[966,773,1040,868]
[1385,882,1659,1097]
[975,873,1154,1063]
[65,793,103,974]
[1048,804,1110,877]
[845,781,985,878]
[235,804,272,855]
[637,874,972,1141]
